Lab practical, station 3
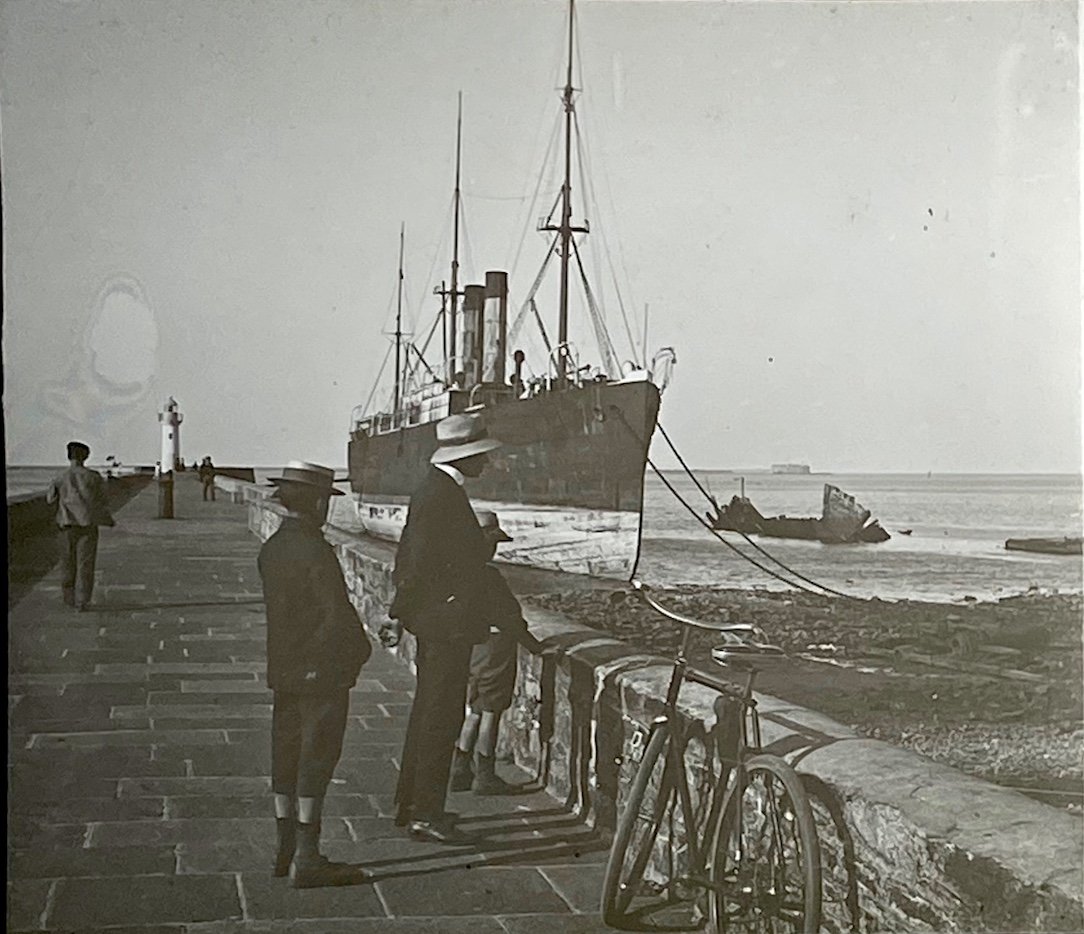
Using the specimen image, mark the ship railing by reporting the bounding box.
[649,346,677,392]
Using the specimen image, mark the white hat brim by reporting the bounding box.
[430,437,503,465]
[269,477,345,495]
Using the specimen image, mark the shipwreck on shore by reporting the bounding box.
[707,483,891,544]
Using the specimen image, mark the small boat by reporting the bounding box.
[1004,537,1083,556]
[707,483,890,544]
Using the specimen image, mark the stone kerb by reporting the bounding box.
[238,488,1083,933]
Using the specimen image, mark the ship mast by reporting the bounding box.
[393,223,405,413]
[558,0,574,372]
[435,93,465,385]
[548,0,588,381]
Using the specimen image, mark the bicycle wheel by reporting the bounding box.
[706,753,821,933]
[600,720,675,926]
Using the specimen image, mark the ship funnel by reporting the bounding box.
[459,284,486,388]
[482,271,508,385]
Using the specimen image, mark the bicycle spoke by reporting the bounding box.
[707,758,820,933]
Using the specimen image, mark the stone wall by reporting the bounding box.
[242,490,1083,933]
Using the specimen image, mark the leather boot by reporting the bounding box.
[290,821,371,888]
[449,748,474,792]
[471,753,520,796]
[273,817,296,877]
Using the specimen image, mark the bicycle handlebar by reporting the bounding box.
[630,579,758,635]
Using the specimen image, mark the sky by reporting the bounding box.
[1,0,1079,473]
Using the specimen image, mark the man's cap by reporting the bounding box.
[268,461,344,495]
[476,509,513,542]
[430,413,502,465]
[67,441,90,459]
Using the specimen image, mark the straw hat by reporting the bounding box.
[430,413,502,465]
[268,461,343,496]
[476,509,513,542]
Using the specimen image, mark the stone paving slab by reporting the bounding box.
[50,874,243,927]
[7,478,608,932]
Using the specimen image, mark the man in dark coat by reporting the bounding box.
[381,412,501,844]
[258,461,372,888]
[46,441,115,611]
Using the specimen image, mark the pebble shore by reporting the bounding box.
[527,586,1084,809]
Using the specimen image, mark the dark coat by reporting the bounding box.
[258,516,371,693]
[480,564,545,653]
[389,467,490,644]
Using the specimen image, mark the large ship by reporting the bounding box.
[347,1,674,579]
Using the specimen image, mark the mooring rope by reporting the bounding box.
[610,406,864,601]
[655,422,866,600]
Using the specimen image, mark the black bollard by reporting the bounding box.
[157,472,174,519]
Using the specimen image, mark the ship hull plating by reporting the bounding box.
[348,379,660,579]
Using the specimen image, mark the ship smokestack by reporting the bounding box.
[482,271,508,385]
[460,284,486,387]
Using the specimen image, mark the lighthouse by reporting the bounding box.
[158,396,183,472]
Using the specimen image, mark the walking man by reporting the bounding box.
[450,511,545,795]
[381,413,501,844]
[198,456,216,501]
[258,461,372,888]
[46,441,115,611]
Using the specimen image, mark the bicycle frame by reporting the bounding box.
[640,620,765,895]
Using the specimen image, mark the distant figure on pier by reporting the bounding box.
[46,441,115,611]
[382,412,503,845]
[450,511,545,796]
[257,461,372,889]
[198,456,216,501]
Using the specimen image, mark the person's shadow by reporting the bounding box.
[7,477,152,608]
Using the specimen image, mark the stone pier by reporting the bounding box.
[7,476,611,933]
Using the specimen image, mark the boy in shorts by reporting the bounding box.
[450,511,545,795]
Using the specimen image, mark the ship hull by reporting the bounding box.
[348,378,660,579]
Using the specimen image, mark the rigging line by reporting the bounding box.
[654,422,870,598]
[573,111,640,364]
[508,236,559,348]
[359,342,393,418]
[609,406,862,600]
[581,96,640,361]
[460,196,479,284]
[570,237,619,375]
[421,196,456,304]
[416,312,443,365]
[509,105,563,283]
[408,342,439,383]
[646,454,835,597]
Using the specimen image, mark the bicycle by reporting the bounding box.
[600,580,822,932]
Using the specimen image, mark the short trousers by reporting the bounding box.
[467,630,518,713]
[271,690,350,797]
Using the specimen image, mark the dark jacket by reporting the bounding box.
[258,516,371,693]
[480,565,545,653]
[389,467,490,644]
[47,465,115,528]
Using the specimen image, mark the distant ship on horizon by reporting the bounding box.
[771,463,811,475]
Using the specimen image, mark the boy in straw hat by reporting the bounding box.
[381,412,502,844]
[450,510,546,795]
[258,462,372,887]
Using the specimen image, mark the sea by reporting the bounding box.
[7,466,1082,604]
